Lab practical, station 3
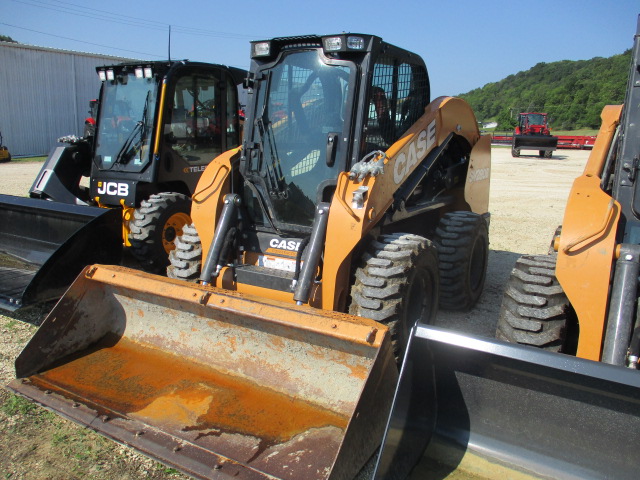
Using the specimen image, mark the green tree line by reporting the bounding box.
[459,50,630,130]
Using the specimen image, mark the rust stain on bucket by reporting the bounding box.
[31,336,350,445]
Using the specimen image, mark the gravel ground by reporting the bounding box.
[0,146,590,479]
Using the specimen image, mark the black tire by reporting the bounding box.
[544,150,553,159]
[538,150,545,158]
[349,233,439,361]
[129,192,192,273]
[167,223,202,281]
[434,211,489,311]
[511,147,520,157]
[496,254,576,353]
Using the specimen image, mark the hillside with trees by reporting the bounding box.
[460,50,630,130]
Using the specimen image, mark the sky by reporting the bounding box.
[1,0,638,98]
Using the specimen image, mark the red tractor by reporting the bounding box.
[512,112,558,158]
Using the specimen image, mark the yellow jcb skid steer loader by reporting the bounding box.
[8,33,491,479]
[0,61,245,311]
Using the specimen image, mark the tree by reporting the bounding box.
[496,108,516,131]
[0,35,17,43]
[459,49,630,130]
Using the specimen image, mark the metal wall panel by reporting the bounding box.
[0,42,134,156]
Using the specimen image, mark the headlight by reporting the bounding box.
[252,41,271,58]
[323,36,343,52]
[322,35,366,53]
[346,36,365,50]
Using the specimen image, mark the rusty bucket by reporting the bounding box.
[8,265,397,480]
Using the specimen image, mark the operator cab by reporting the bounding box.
[240,34,429,235]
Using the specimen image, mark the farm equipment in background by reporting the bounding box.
[0,128,10,163]
[511,112,558,158]
[0,60,245,310]
[82,99,99,138]
[496,17,640,367]
[6,32,492,478]
[492,133,595,150]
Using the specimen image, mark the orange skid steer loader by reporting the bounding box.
[8,33,492,479]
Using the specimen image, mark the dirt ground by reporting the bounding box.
[0,146,590,479]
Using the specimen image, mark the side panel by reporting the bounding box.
[556,105,623,360]
[464,134,491,214]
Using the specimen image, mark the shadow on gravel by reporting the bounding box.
[4,301,57,326]
[435,249,523,339]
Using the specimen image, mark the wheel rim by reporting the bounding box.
[162,212,191,254]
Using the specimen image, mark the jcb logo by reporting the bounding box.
[97,181,129,196]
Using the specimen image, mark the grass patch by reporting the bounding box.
[10,156,46,163]
[1,394,37,416]
[0,393,57,427]
[551,128,598,136]
[3,318,18,331]
[157,465,181,475]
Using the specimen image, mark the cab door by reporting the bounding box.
[159,66,240,193]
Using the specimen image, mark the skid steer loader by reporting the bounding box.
[168,34,492,357]
[0,60,245,310]
[496,18,640,367]
[6,33,491,479]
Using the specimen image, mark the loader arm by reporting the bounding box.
[322,97,489,311]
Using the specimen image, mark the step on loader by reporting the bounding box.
[0,61,245,310]
[7,33,492,479]
[496,16,640,368]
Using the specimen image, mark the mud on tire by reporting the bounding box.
[349,233,439,361]
[129,192,191,274]
[434,211,489,311]
[496,254,576,353]
[167,223,202,281]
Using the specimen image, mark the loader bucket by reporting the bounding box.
[8,265,397,480]
[375,325,640,480]
[0,194,122,311]
[513,134,558,153]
